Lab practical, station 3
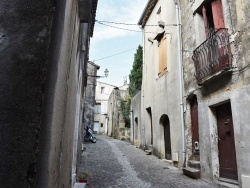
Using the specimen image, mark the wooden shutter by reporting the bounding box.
[158,36,167,77]
[211,0,225,28]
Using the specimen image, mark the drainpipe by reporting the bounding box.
[173,0,186,166]
[130,109,134,144]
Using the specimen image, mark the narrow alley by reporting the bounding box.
[78,135,217,188]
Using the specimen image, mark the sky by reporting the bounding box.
[89,0,148,87]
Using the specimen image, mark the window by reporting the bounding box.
[158,35,167,77]
[198,0,225,37]
[101,123,103,127]
[95,103,101,114]
[101,87,105,94]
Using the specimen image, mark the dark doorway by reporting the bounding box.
[160,115,172,160]
[135,117,138,140]
[191,96,199,154]
[216,102,238,180]
[146,107,153,145]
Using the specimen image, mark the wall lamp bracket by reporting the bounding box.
[87,68,109,78]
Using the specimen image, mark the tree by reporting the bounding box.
[129,45,143,96]
[120,96,131,128]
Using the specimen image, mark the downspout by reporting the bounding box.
[130,109,134,144]
[173,0,186,166]
[142,29,146,148]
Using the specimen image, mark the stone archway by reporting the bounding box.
[160,115,171,160]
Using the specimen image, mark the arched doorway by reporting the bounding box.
[191,96,199,155]
[134,117,138,140]
[160,115,171,160]
[146,107,153,145]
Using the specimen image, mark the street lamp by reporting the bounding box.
[88,68,109,78]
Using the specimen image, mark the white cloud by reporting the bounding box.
[92,0,147,43]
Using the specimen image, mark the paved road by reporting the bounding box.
[78,135,217,188]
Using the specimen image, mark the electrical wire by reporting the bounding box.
[95,20,180,27]
[96,20,157,26]
[96,21,157,34]
[96,21,172,35]
[93,47,138,62]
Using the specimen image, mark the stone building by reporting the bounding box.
[107,85,130,140]
[132,0,250,186]
[94,81,116,134]
[135,0,185,167]
[130,86,142,147]
[83,61,100,130]
[0,0,97,187]
[180,0,250,187]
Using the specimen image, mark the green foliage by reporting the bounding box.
[129,45,143,96]
[78,172,88,180]
[120,96,131,128]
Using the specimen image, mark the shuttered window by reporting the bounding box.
[211,0,225,28]
[158,35,167,77]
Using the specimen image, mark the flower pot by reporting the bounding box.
[79,179,88,183]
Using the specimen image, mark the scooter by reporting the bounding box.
[84,126,97,143]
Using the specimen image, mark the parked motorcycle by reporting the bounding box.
[84,126,97,143]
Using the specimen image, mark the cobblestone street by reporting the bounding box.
[78,135,218,188]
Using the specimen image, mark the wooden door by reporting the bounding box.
[216,103,238,180]
[191,96,199,153]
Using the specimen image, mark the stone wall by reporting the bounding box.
[180,0,250,185]
[0,0,97,187]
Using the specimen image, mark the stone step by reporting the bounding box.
[145,150,152,155]
[187,160,200,169]
[183,167,201,179]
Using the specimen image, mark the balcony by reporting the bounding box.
[192,28,232,85]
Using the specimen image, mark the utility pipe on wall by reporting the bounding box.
[130,109,134,144]
[173,0,186,166]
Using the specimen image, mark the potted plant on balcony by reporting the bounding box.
[78,172,88,183]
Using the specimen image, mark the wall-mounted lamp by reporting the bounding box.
[147,37,154,43]
[88,68,109,78]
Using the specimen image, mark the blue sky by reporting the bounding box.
[89,0,148,87]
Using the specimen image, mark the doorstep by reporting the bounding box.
[73,183,87,188]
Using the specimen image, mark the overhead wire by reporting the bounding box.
[93,47,138,62]
[95,20,180,27]
[96,21,172,35]
[96,21,157,34]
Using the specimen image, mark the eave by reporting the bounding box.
[138,0,158,28]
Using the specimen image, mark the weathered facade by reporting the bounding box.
[107,86,130,140]
[0,0,97,187]
[94,81,116,134]
[83,61,100,131]
[180,0,250,187]
[136,0,185,167]
[130,88,142,147]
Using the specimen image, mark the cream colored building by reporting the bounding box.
[135,0,185,167]
[94,81,116,134]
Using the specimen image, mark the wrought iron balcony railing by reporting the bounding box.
[192,28,232,85]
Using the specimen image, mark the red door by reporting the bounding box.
[191,96,199,153]
[216,103,238,180]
